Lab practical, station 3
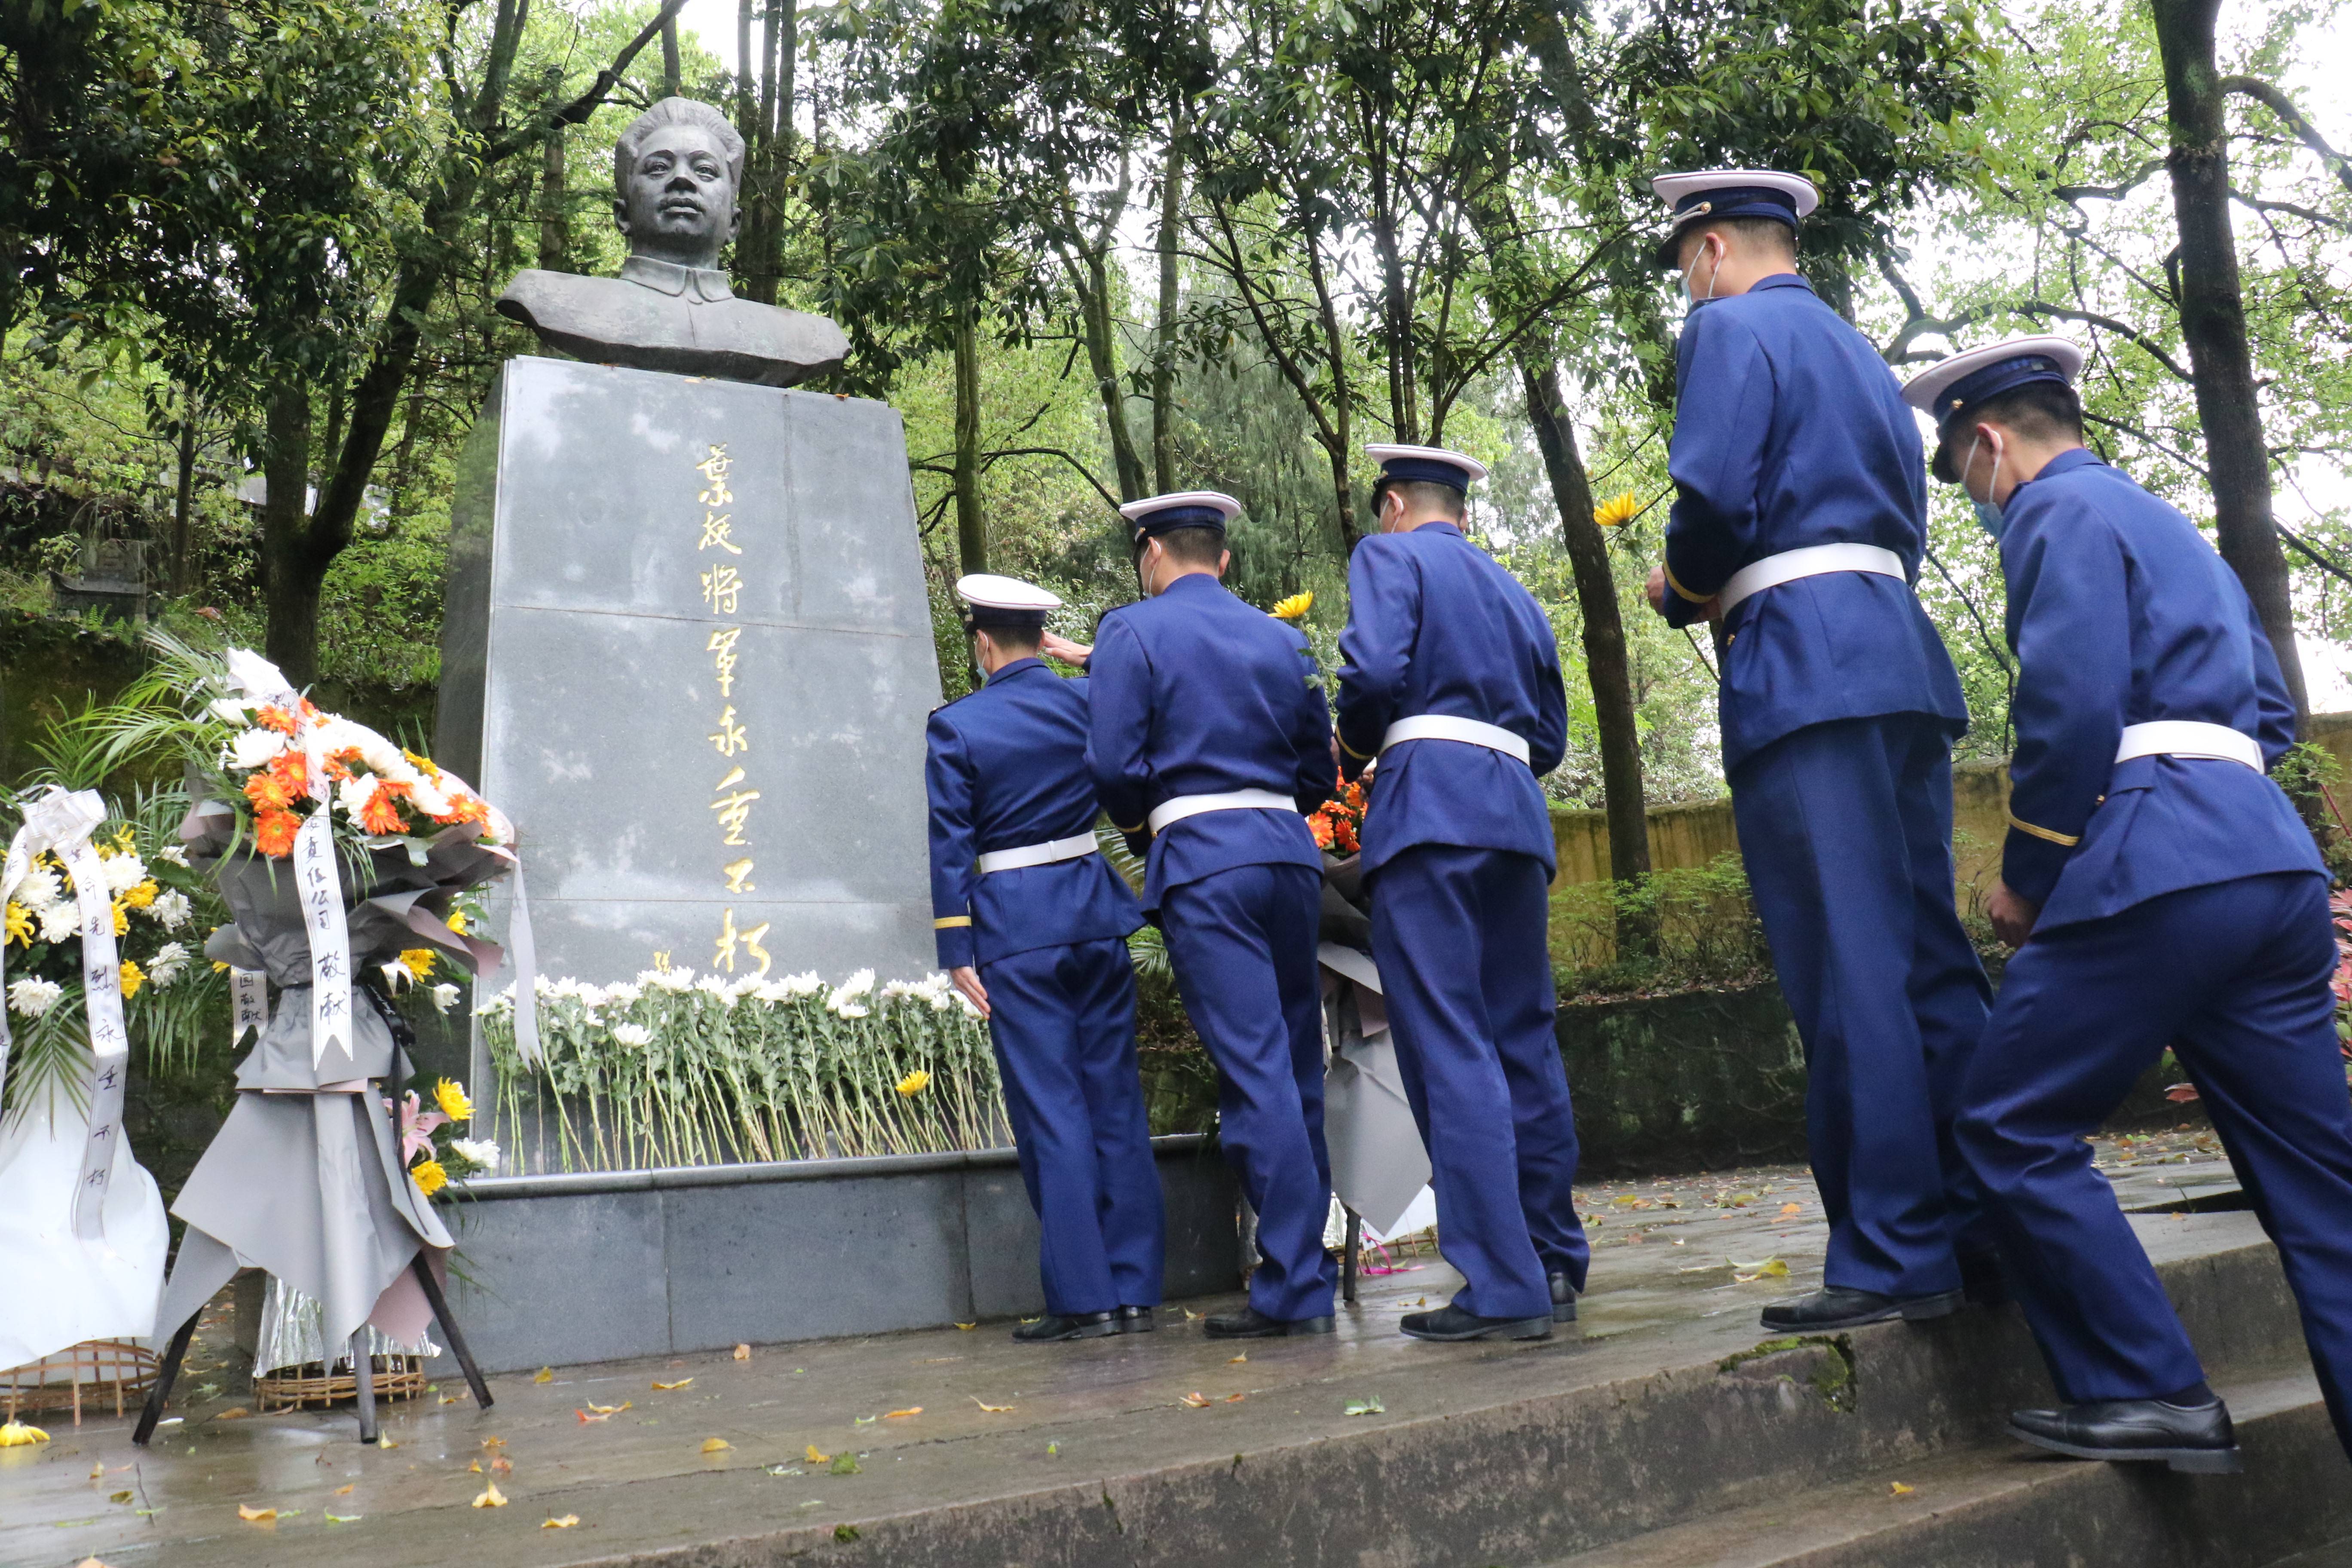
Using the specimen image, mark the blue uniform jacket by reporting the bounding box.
[1997,447,2319,929]
[926,658,1145,969]
[1662,273,1969,773]
[1333,522,1568,878]
[1084,573,1333,912]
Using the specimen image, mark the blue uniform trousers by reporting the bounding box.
[1160,863,1335,1321]
[1731,713,1994,1297]
[1370,844,1587,1321]
[1957,872,2352,1455]
[980,937,1166,1317]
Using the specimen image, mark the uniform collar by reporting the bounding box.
[2024,446,2103,484]
[985,656,1047,684]
[1406,521,1464,540]
[1749,272,1814,295]
[1156,572,1225,599]
[619,254,735,303]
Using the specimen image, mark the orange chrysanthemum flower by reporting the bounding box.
[245,769,296,813]
[322,745,362,784]
[361,779,413,836]
[435,791,490,828]
[254,704,299,736]
[1310,815,1335,850]
[254,808,301,858]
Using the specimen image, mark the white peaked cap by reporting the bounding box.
[1899,335,2086,418]
[1365,444,1490,486]
[1116,491,1243,524]
[1650,168,1821,217]
[954,573,1063,612]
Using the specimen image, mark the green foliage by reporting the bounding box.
[1550,853,1772,995]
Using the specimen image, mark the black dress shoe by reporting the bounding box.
[2007,1397,2242,1473]
[1203,1306,1335,1339]
[1959,1252,2009,1307]
[1758,1286,1962,1332]
[1400,1305,1553,1342]
[1549,1271,1579,1324]
[1116,1305,1156,1334]
[1013,1311,1119,1343]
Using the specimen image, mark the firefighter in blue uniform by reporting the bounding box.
[927,573,1165,1342]
[1056,491,1339,1338]
[1642,169,1994,1332]
[1906,337,2352,1473]
[1334,444,1586,1342]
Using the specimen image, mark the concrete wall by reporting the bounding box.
[1550,710,2352,894]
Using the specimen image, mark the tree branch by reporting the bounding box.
[2223,75,2352,200]
[2015,302,2194,382]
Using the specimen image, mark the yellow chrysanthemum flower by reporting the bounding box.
[1269,590,1314,622]
[895,1070,932,1098]
[109,900,129,937]
[122,880,159,910]
[4,902,30,947]
[1592,491,1641,529]
[405,748,443,782]
[410,1158,449,1197]
[446,909,469,936]
[110,824,136,854]
[399,948,437,982]
[118,960,144,999]
[0,1418,50,1446]
[434,1078,474,1123]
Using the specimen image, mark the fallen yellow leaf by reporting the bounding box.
[971,1397,1014,1413]
[215,1407,249,1420]
[466,1459,483,1473]
[733,1344,751,1361]
[109,1489,134,1504]
[481,1436,506,1449]
[701,1438,732,1454]
[1225,1393,1245,1403]
[1890,1482,1915,1497]
[237,1504,276,1522]
[533,1367,553,1384]
[1228,1354,1247,1364]
[491,1456,514,1475]
[652,1378,693,1391]
[805,1444,831,1464]
[1779,1203,1803,1216]
[377,1434,398,1450]
[543,1514,581,1529]
[472,1483,508,1509]
[884,1407,922,1419]
[954,1322,977,1331]
[1730,1257,1790,1278]
[334,1484,355,1496]
[89,1461,104,1479]
[1179,1392,1211,1408]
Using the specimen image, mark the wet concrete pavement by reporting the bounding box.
[2,1130,2236,1568]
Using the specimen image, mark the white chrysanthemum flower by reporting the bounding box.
[147,889,193,930]
[542,977,585,1000]
[750,981,792,1004]
[208,696,252,724]
[337,772,380,824]
[780,971,824,998]
[953,992,983,1018]
[694,974,735,999]
[38,902,80,944]
[828,1000,871,1020]
[476,985,516,1018]
[839,968,875,998]
[408,778,453,818]
[603,981,643,1005]
[145,942,191,989]
[645,967,696,993]
[229,727,286,770]
[429,983,460,1014]
[99,852,147,894]
[153,844,190,868]
[380,960,414,992]
[7,977,63,1017]
[13,867,61,911]
[451,1137,500,1172]
[612,1022,653,1047]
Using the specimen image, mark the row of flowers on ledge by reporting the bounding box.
[477,967,1005,1176]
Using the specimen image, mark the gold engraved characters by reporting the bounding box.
[695,442,763,973]
[715,906,772,981]
[707,626,741,697]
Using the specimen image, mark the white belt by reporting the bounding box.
[2115,721,2262,771]
[1147,788,1298,835]
[976,833,1100,874]
[1718,543,1907,615]
[1379,714,1531,765]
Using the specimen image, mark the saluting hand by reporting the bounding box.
[949,965,990,1018]
[1041,631,1093,668]
[1987,879,2039,949]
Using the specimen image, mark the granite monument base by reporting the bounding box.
[424,1136,1240,1372]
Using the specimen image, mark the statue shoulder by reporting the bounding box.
[496,270,674,337]
[708,298,850,366]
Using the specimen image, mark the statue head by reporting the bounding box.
[611,97,745,270]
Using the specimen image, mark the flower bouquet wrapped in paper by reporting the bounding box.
[0,786,214,1373]
[152,645,524,1378]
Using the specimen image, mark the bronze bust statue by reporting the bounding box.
[496,97,848,388]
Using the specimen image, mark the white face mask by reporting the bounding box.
[1684,236,1724,307]
[1963,431,2006,537]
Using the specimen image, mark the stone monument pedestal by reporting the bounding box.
[437,356,940,1001]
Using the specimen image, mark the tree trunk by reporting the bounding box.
[260,378,322,685]
[537,69,568,272]
[2151,0,2309,721]
[1522,358,1654,952]
[1152,113,1185,495]
[952,308,986,575]
[1078,248,1147,501]
[661,14,681,96]
[172,402,197,596]
[737,0,797,304]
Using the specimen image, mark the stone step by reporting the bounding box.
[1540,1368,2349,1568]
